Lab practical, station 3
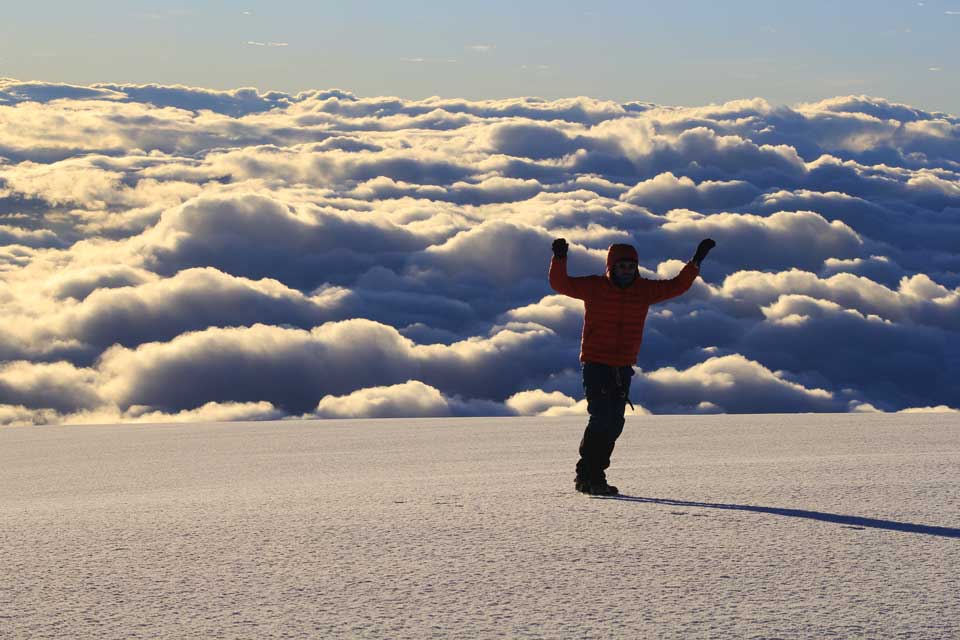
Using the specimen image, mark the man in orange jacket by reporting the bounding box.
[550,237,715,495]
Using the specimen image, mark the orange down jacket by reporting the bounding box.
[549,245,700,366]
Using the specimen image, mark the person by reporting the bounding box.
[549,237,715,496]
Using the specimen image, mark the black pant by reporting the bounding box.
[576,362,635,482]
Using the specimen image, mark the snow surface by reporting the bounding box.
[2,413,959,639]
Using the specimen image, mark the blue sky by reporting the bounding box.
[2,0,958,113]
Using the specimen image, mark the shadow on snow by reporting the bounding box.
[600,495,960,538]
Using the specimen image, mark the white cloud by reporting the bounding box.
[717,268,960,329]
[621,172,760,212]
[45,264,158,301]
[112,400,282,424]
[133,192,428,288]
[0,399,284,426]
[419,220,555,286]
[505,389,577,415]
[638,354,840,413]
[88,318,560,415]
[496,295,585,337]
[313,380,451,418]
[658,209,864,271]
[538,399,592,416]
[0,225,63,249]
[0,404,60,426]
[897,405,959,413]
[1,85,958,421]
[897,404,960,413]
[0,360,102,412]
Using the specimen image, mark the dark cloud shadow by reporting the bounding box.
[600,495,960,538]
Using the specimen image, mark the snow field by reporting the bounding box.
[2,413,958,639]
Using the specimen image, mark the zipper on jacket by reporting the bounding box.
[616,287,625,360]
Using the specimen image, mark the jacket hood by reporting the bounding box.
[605,243,639,276]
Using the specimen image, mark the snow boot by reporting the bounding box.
[576,476,618,496]
[589,480,618,496]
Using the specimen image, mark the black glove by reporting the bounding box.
[552,238,569,259]
[692,238,715,266]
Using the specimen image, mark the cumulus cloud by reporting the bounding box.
[0,225,64,249]
[0,79,124,105]
[496,294,585,339]
[89,319,562,415]
[418,221,556,287]
[655,209,864,272]
[46,265,158,301]
[717,269,960,330]
[0,360,102,413]
[741,294,957,410]
[0,404,61,427]
[505,389,590,416]
[0,399,284,427]
[0,79,294,115]
[1,81,958,424]
[897,405,959,413]
[621,172,761,213]
[135,192,428,288]
[56,267,354,350]
[637,354,841,413]
[579,119,809,185]
[483,121,578,160]
[313,380,451,418]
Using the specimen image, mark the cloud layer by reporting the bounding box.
[1,80,958,424]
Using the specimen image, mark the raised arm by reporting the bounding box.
[549,238,593,300]
[642,238,715,304]
[691,238,715,269]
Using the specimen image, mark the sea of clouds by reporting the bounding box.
[0,78,958,425]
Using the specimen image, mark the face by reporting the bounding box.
[613,259,637,281]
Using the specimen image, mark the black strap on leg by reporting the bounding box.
[612,367,635,412]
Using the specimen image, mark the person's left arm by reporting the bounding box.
[642,239,715,304]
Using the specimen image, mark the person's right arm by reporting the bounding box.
[549,238,593,300]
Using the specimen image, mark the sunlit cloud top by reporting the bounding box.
[0,79,958,425]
